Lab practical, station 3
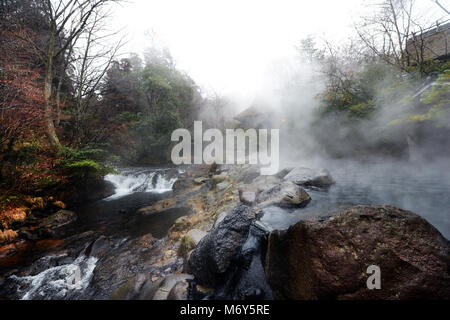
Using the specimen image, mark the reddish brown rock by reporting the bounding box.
[265,205,450,300]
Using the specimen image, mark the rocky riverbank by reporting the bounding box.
[1,163,449,300]
[108,164,450,300]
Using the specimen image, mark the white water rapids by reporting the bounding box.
[6,168,180,300]
[104,168,178,199]
[9,254,98,300]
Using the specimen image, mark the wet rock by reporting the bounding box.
[162,168,180,181]
[71,180,116,204]
[109,273,151,300]
[38,210,77,230]
[250,175,282,192]
[18,230,39,241]
[137,198,175,216]
[239,190,256,205]
[167,280,190,300]
[216,181,231,191]
[171,216,191,233]
[188,205,253,287]
[213,211,228,229]
[172,174,191,194]
[153,274,194,300]
[275,167,294,179]
[193,177,209,185]
[283,167,335,188]
[178,229,208,258]
[211,175,227,185]
[92,234,172,299]
[255,182,311,208]
[265,205,450,300]
[212,224,274,300]
[88,236,111,258]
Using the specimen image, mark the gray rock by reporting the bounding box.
[213,211,228,229]
[89,236,111,258]
[216,180,231,191]
[110,273,193,300]
[284,167,335,187]
[188,205,253,287]
[109,273,151,300]
[239,190,256,205]
[167,280,190,300]
[179,229,208,258]
[193,177,209,185]
[153,274,194,300]
[255,181,311,208]
[211,175,227,185]
[275,167,294,179]
[251,175,282,192]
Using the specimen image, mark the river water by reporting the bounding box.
[262,160,450,239]
[0,167,182,300]
[1,162,449,300]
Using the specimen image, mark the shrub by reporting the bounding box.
[57,147,115,186]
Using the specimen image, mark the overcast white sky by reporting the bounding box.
[112,0,449,101]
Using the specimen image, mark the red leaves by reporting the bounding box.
[0,27,45,148]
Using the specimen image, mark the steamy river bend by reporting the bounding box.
[0,162,449,300]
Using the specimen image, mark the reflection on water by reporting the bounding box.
[262,161,450,239]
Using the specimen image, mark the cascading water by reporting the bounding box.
[104,168,178,199]
[9,253,98,300]
[0,166,186,300]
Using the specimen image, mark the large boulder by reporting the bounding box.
[188,205,254,287]
[283,167,335,188]
[250,175,282,192]
[265,205,450,300]
[255,182,311,208]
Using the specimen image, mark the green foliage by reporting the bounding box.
[102,51,198,163]
[347,100,376,119]
[406,69,450,126]
[118,111,143,123]
[58,147,114,185]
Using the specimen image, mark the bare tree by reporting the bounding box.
[15,0,121,148]
[355,0,435,74]
[70,8,125,146]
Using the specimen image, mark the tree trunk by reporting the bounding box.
[44,32,61,149]
[55,80,62,127]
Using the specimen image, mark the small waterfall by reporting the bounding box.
[9,253,98,300]
[104,168,178,199]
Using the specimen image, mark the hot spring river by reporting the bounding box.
[263,161,450,239]
[1,162,449,300]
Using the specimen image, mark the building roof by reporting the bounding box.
[234,105,265,121]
